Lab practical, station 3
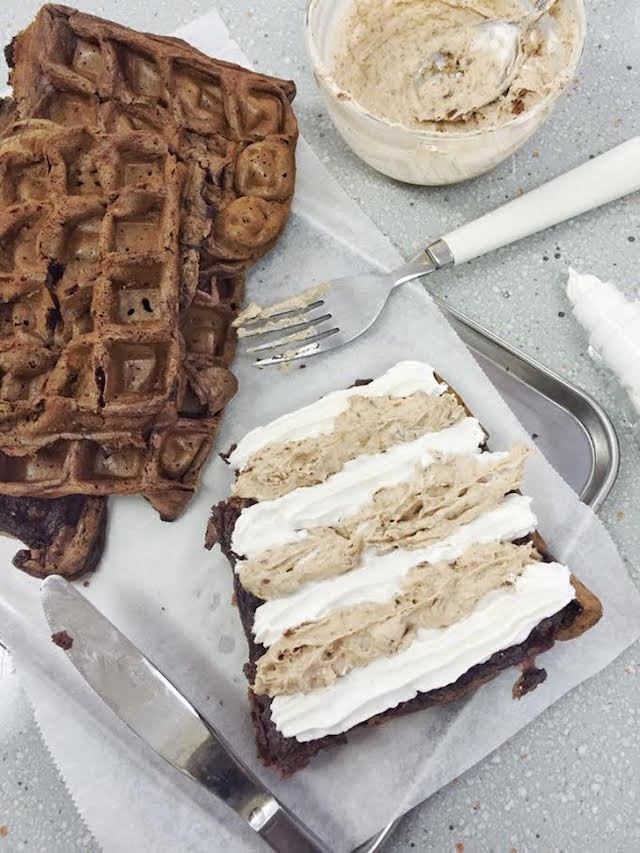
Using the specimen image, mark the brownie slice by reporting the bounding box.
[206,368,603,776]
[207,496,601,776]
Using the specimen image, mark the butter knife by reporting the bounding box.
[41,575,328,853]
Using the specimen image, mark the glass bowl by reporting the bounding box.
[305,0,586,185]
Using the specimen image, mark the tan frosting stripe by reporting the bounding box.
[254,540,540,696]
[237,444,530,599]
[233,391,465,501]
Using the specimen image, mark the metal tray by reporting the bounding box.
[358,298,620,853]
[446,300,620,512]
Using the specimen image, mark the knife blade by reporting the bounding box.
[41,574,328,853]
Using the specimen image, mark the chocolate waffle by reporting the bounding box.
[0,120,186,449]
[0,6,297,573]
[7,4,297,276]
[0,256,243,512]
[0,119,240,508]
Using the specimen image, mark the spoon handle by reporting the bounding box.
[435,138,640,266]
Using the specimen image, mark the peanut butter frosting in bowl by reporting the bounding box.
[306,0,586,184]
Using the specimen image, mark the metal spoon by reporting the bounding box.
[414,0,558,122]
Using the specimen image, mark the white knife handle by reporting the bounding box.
[436,138,640,266]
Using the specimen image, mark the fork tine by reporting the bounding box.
[238,299,326,330]
[244,318,336,353]
[253,328,342,367]
[238,308,332,342]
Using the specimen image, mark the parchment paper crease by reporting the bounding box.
[1,9,639,853]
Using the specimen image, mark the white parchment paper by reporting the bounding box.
[1,9,640,852]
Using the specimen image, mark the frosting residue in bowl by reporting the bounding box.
[330,0,580,132]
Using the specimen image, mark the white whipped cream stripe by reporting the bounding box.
[231,416,488,558]
[566,268,640,414]
[270,561,575,742]
[253,493,538,647]
[227,361,448,469]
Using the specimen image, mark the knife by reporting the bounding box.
[41,575,329,853]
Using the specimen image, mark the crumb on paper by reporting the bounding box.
[0,825,7,838]
[219,443,237,465]
[455,843,464,853]
[51,630,74,650]
[512,659,547,699]
[617,510,625,520]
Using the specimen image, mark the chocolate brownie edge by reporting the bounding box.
[0,494,108,579]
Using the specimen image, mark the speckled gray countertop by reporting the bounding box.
[0,1,639,851]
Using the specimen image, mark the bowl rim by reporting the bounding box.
[304,0,587,141]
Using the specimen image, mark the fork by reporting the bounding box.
[239,138,640,366]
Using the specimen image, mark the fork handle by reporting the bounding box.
[432,138,640,266]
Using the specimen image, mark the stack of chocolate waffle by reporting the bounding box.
[0,5,297,578]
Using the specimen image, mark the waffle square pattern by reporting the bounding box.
[0,4,298,518]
